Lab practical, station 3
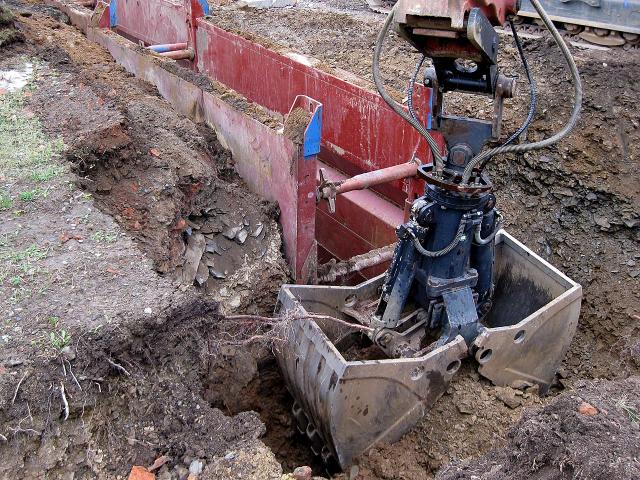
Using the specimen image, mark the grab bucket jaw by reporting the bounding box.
[274,230,581,469]
[274,279,467,469]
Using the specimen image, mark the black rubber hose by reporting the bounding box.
[407,54,426,122]
[373,7,445,172]
[461,0,582,184]
[498,18,538,148]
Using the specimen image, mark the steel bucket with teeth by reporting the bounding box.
[273,231,581,470]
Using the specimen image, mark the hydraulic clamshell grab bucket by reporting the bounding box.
[274,311,467,468]
[274,231,581,469]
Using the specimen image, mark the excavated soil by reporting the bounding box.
[0,3,289,479]
[208,1,640,478]
[0,0,638,479]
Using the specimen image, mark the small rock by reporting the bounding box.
[209,268,226,279]
[224,452,236,461]
[594,215,610,229]
[251,223,264,237]
[236,228,248,244]
[61,346,76,361]
[577,401,598,416]
[222,226,242,239]
[174,466,189,480]
[148,455,169,472]
[144,307,152,314]
[238,0,274,8]
[189,459,204,476]
[456,403,473,414]
[128,466,155,480]
[292,466,312,480]
[494,386,522,409]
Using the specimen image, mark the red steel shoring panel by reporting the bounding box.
[53,0,418,274]
[194,20,442,206]
[200,91,318,283]
[115,0,189,46]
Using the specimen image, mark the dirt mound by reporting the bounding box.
[437,377,640,480]
[0,297,283,478]
[18,13,288,313]
[0,5,290,479]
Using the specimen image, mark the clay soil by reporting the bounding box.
[0,0,638,479]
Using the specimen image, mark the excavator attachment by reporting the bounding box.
[274,231,581,469]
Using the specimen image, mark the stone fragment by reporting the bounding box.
[128,466,155,480]
[189,459,204,475]
[182,233,206,284]
[195,261,209,286]
[494,386,522,409]
[292,466,312,480]
[236,228,248,244]
[594,215,610,229]
[223,225,242,239]
[148,455,169,472]
[577,401,598,416]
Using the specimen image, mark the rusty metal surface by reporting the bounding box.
[114,0,189,45]
[193,19,440,207]
[395,0,519,29]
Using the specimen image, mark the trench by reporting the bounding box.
[2,2,639,479]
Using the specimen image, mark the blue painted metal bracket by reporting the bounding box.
[198,0,209,15]
[109,0,117,27]
[304,105,322,158]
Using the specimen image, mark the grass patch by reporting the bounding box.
[19,187,48,202]
[30,164,66,182]
[0,82,65,183]
[90,230,118,243]
[616,397,639,424]
[48,316,71,351]
[0,242,49,303]
[0,191,12,210]
[0,243,49,282]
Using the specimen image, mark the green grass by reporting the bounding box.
[30,165,65,182]
[616,397,639,424]
[0,84,65,183]
[0,191,12,211]
[0,243,49,281]
[19,187,48,202]
[90,230,118,243]
[0,242,50,304]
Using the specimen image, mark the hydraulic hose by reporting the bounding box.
[461,0,582,184]
[408,218,467,258]
[373,7,445,173]
[473,211,504,245]
[407,54,426,122]
[499,19,538,148]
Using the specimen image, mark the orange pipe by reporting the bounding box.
[335,161,419,196]
[159,49,194,60]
